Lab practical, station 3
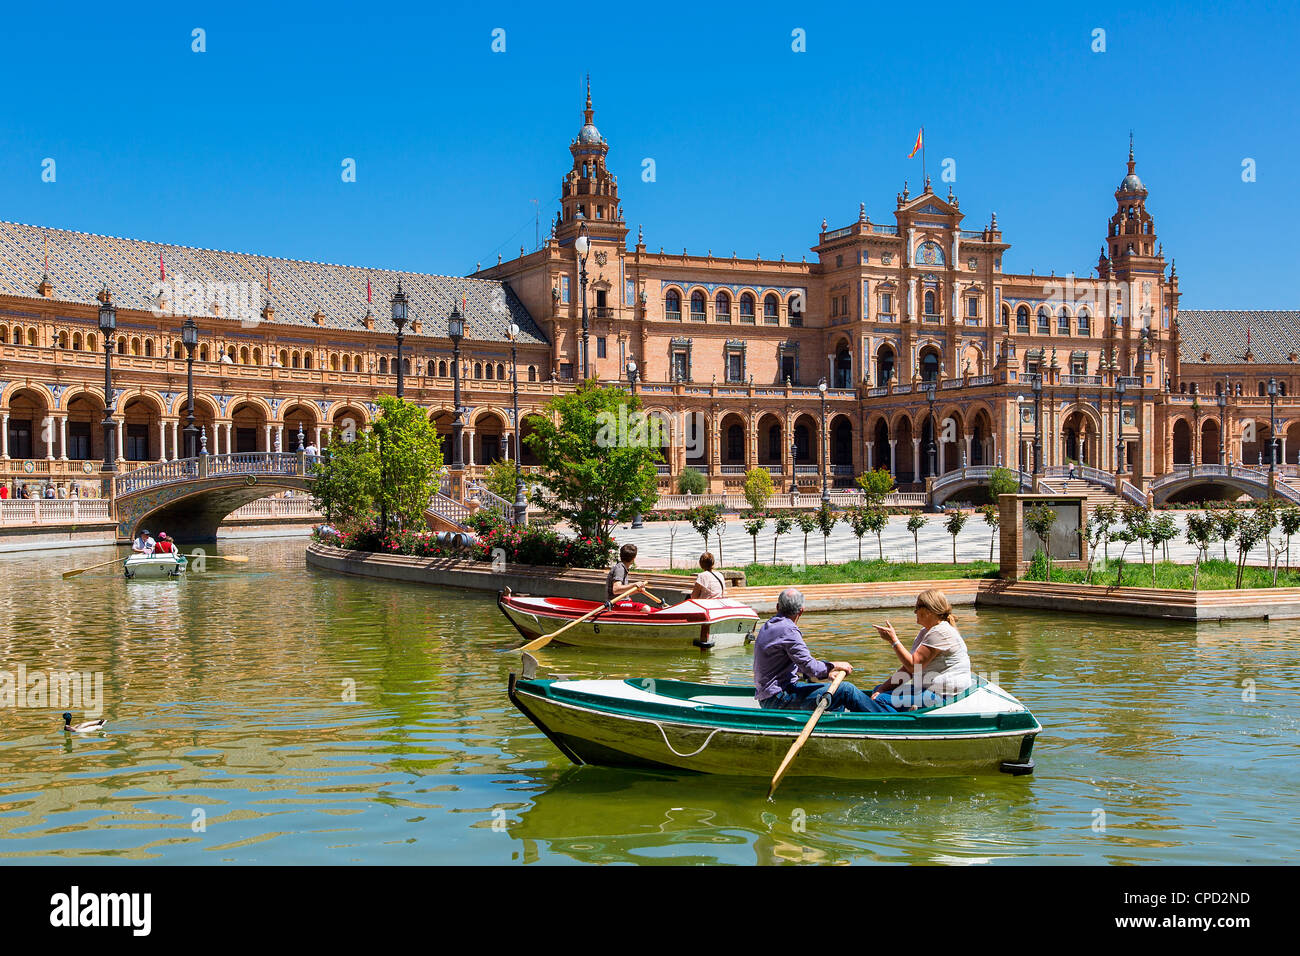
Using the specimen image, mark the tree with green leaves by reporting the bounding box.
[310,427,378,527]
[1212,507,1241,561]
[815,504,837,564]
[907,513,926,563]
[743,467,774,512]
[743,512,766,564]
[978,504,998,560]
[863,506,889,559]
[943,508,970,564]
[1233,510,1268,589]
[795,511,818,567]
[1144,511,1179,588]
[677,467,707,495]
[1082,502,1118,583]
[524,380,661,543]
[1279,506,1300,571]
[1254,501,1280,585]
[685,504,724,557]
[987,466,1020,504]
[1023,504,1058,581]
[1184,512,1215,589]
[773,513,794,565]
[845,506,872,562]
[479,457,522,503]
[856,467,895,507]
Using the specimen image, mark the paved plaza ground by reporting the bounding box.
[603,512,1289,570]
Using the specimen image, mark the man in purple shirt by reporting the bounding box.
[752,588,894,713]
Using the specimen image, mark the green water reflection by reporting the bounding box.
[0,538,1295,864]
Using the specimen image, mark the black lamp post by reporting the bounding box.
[818,377,830,505]
[1115,376,1126,474]
[98,290,117,488]
[390,281,409,398]
[926,383,938,479]
[508,321,526,526]
[448,303,465,470]
[1217,385,1227,466]
[1015,394,1025,474]
[574,219,591,381]
[181,314,198,458]
[1032,374,1045,475]
[1267,376,1278,475]
[627,359,642,528]
[789,438,799,495]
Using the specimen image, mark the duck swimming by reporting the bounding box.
[62,712,107,733]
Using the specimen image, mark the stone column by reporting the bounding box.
[466,429,476,466]
[888,439,897,478]
[275,424,284,453]
[912,438,921,480]
[938,437,946,474]
[60,416,68,461]
[866,442,873,472]
[963,433,972,467]
[1,412,8,458]
[263,423,272,453]
[171,421,179,460]
[315,425,323,449]
[116,417,124,461]
[158,420,168,462]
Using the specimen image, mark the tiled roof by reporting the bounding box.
[1177,311,1300,365]
[0,220,549,347]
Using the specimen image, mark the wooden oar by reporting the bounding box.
[62,554,126,580]
[517,584,642,654]
[635,586,664,605]
[196,554,249,563]
[768,670,846,798]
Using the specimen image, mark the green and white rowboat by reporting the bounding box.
[123,552,187,579]
[508,674,1040,779]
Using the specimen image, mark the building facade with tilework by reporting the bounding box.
[1,85,1298,509]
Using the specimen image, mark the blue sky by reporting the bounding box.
[2,1,1296,308]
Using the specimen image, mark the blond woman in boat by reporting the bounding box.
[870,588,972,710]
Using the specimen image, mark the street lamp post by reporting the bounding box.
[448,303,465,471]
[574,220,591,381]
[818,377,830,505]
[1218,384,1227,467]
[627,359,642,529]
[1032,374,1044,476]
[98,291,117,494]
[1015,394,1024,475]
[508,322,527,527]
[390,281,409,398]
[1115,377,1127,475]
[1267,376,1278,475]
[926,383,938,479]
[790,438,799,495]
[181,314,198,458]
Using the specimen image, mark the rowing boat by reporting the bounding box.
[123,552,187,579]
[498,592,759,651]
[508,674,1040,778]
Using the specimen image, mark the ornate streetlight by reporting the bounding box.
[1267,376,1278,475]
[448,302,465,470]
[98,290,117,490]
[574,219,591,381]
[1217,383,1227,467]
[390,281,409,398]
[1015,394,1025,474]
[627,358,642,528]
[181,314,199,458]
[508,321,526,526]
[926,382,938,479]
[1115,376,1127,474]
[789,437,799,495]
[818,377,830,506]
[1032,374,1044,475]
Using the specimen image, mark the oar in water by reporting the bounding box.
[197,554,249,563]
[63,555,126,580]
[767,670,846,798]
[517,583,642,654]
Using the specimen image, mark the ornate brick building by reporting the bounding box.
[1,85,1297,508]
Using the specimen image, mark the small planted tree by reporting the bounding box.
[773,513,794,565]
[1082,503,1117,583]
[743,467,774,513]
[857,467,896,507]
[943,508,970,564]
[480,457,522,502]
[815,504,837,564]
[685,504,723,557]
[677,468,707,495]
[907,513,926,563]
[1145,512,1180,588]
[1113,504,1153,585]
[863,506,889,559]
[1279,506,1300,571]
[1213,507,1241,562]
[667,522,678,570]
[1233,511,1267,589]
[743,511,766,565]
[978,504,998,561]
[1023,504,1058,582]
[987,466,1021,503]
[846,506,872,562]
[1184,512,1215,589]
[795,511,819,567]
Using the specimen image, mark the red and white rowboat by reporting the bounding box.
[498,591,759,651]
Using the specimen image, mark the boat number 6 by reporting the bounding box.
[592,624,600,633]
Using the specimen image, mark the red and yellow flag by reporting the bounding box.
[907,127,923,159]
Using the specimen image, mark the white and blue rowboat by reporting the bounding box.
[123,552,187,579]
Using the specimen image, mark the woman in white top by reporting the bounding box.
[689,552,726,600]
[869,588,972,710]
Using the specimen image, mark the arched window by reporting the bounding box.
[485,363,494,379]
[528,366,537,382]
[331,354,340,371]
[304,352,313,370]
[474,362,483,378]
[664,289,681,319]
[117,337,127,355]
[27,328,36,346]
[0,327,7,344]
[715,292,731,321]
[497,363,505,379]
[427,360,435,376]
[130,337,141,356]
[1058,309,1071,335]
[1078,310,1091,335]
[1214,381,1223,395]
[378,356,388,374]
[199,344,209,362]
[740,293,756,322]
[1000,304,1010,326]
[690,291,706,319]
[1036,308,1049,333]
[227,345,236,361]
[87,333,97,352]
[923,290,936,315]
[438,360,447,377]
[763,293,779,323]
[1016,306,1029,333]
[279,349,289,367]
[240,346,249,364]
[73,332,83,351]
[290,350,301,369]
[920,350,941,383]
[788,294,803,325]
[1258,382,1266,397]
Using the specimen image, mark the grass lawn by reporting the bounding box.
[1039,558,1300,590]
[664,559,1000,586]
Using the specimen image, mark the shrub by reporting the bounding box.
[677,468,707,495]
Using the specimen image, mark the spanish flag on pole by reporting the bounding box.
[907,127,923,159]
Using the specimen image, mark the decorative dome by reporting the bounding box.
[1120,171,1144,192]
[578,123,603,145]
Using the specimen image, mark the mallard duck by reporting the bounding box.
[62,712,107,733]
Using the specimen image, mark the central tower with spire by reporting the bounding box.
[555,76,627,244]
[1099,135,1164,281]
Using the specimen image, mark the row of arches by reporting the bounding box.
[1001,304,1094,336]
[1171,417,1300,466]
[663,288,803,324]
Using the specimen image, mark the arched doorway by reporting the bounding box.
[66,392,105,461]
[894,416,915,484]
[684,412,708,471]
[283,403,320,452]
[122,395,163,462]
[876,345,896,386]
[833,342,852,389]
[473,411,506,465]
[830,415,853,479]
[919,347,941,383]
[871,417,891,474]
[1172,419,1193,465]
[1201,419,1221,465]
[6,387,51,459]
[720,413,747,469]
[757,414,782,469]
[230,401,267,454]
[1062,408,1094,467]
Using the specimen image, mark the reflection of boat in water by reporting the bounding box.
[498,592,758,651]
[509,675,1040,779]
[123,553,187,579]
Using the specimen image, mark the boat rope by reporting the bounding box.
[651,721,721,758]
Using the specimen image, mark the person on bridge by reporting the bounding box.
[132,529,156,554]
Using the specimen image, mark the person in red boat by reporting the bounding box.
[605,543,649,610]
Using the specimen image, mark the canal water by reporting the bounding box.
[0,537,1295,865]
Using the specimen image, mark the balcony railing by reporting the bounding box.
[1061,374,1102,386]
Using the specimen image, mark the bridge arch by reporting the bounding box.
[117,472,314,542]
